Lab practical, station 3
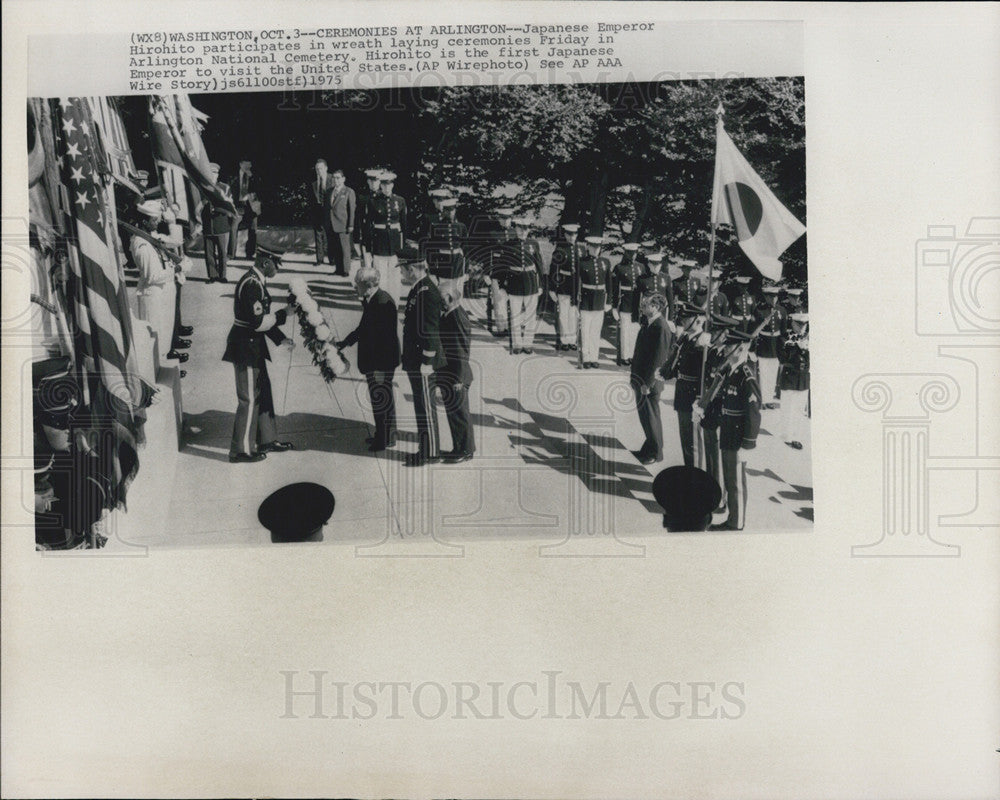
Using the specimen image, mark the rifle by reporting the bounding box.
[118,220,184,267]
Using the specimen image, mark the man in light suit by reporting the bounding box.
[309,159,334,266]
[328,169,356,277]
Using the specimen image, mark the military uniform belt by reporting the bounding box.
[558,270,574,276]
[722,408,744,416]
[435,247,464,254]
[510,266,534,272]
[372,223,401,230]
[760,331,781,337]
[678,373,700,382]
[581,283,604,290]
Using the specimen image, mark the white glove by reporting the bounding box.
[611,309,620,321]
[419,362,434,376]
[692,404,705,423]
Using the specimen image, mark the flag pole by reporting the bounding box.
[699,102,725,402]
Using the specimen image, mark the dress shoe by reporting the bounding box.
[261,440,294,453]
[172,338,191,349]
[569,344,578,350]
[523,348,533,355]
[229,451,266,463]
[166,350,189,363]
[444,451,473,464]
[589,361,600,369]
[763,402,779,410]
[178,325,194,336]
[639,453,663,465]
[786,440,803,450]
[709,522,741,531]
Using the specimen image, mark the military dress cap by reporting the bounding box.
[645,252,664,263]
[365,168,383,179]
[584,235,604,246]
[709,312,740,328]
[735,274,752,283]
[724,326,757,343]
[257,244,285,261]
[652,466,723,532]
[398,243,424,264]
[428,187,452,198]
[440,197,458,208]
[258,482,335,542]
[641,239,657,248]
[562,223,581,233]
[380,171,397,183]
[622,242,640,251]
[136,199,163,219]
[762,284,781,294]
[786,287,804,296]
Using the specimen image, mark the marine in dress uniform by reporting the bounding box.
[222,245,294,463]
[634,253,673,329]
[425,197,467,301]
[730,275,756,333]
[505,217,545,354]
[611,242,643,365]
[423,187,452,241]
[635,238,658,273]
[672,260,701,306]
[549,224,585,351]
[130,201,178,368]
[629,293,672,465]
[369,171,408,307]
[437,288,475,463]
[697,328,762,531]
[356,168,383,270]
[309,159,335,266]
[577,236,612,368]
[778,311,810,449]
[487,208,517,336]
[662,302,710,467]
[401,257,446,466]
[755,283,787,408]
[337,266,401,452]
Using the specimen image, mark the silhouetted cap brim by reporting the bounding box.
[258,483,335,541]
[652,466,722,531]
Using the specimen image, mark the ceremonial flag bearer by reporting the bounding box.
[223,245,294,463]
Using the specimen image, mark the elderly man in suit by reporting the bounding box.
[328,169,357,277]
[437,288,475,463]
[630,292,673,465]
[337,266,401,452]
[309,159,334,266]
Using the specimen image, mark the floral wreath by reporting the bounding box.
[286,277,348,383]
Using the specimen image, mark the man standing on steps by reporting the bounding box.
[223,245,295,463]
[401,254,445,467]
[328,168,356,278]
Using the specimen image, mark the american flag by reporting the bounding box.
[56,97,147,506]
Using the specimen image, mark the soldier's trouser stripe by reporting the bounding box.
[759,356,779,401]
[230,364,258,456]
[618,317,640,361]
[557,296,577,344]
[580,310,603,362]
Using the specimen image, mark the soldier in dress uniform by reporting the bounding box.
[730,275,756,332]
[778,310,810,450]
[425,196,467,301]
[670,258,697,306]
[755,282,786,409]
[549,223,585,351]
[634,252,673,328]
[356,168,383,270]
[401,253,446,466]
[505,217,545,354]
[611,242,643,365]
[577,236,612,368]
[635,238,658,273]
[704,267,732,316]
[422,187,453,242]
[369,171,408,307]
[487,208,517,337]
[662,301,710,467]
[783,285,805,315]
[222,245,295,463]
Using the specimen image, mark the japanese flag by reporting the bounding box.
[711,118,805,281]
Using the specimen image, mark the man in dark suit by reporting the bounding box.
[201,162,234,283]
[229,159,260,259]
[222,245,294,462]
[630,292,672,465]
[436,288,475,463]
[309,159,334,266]
[401,254,446,466]
[328,169,357,277]
[337,266,401,452]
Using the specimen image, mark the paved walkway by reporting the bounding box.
[110,247,812,553]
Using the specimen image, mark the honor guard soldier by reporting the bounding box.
[505,217,545,354]
[783,285,805,315]
[705,267,732,316]
[223,245,295,463]
[425,196,467,301]
[487,208,517,337]
[577,236,612,368]
[778,310,810,449]
[356,168,383,270]
[401,252,446,466]
[611,243,643,365]
[695,326,762,531]
[675,262,704,307]
[755,282,786,408]
[662,302,710,467]
[549,223,585,351]
[635,252,673,328]
[731,275,756,332]
[370,171,408,307]
[423,187,453,241]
